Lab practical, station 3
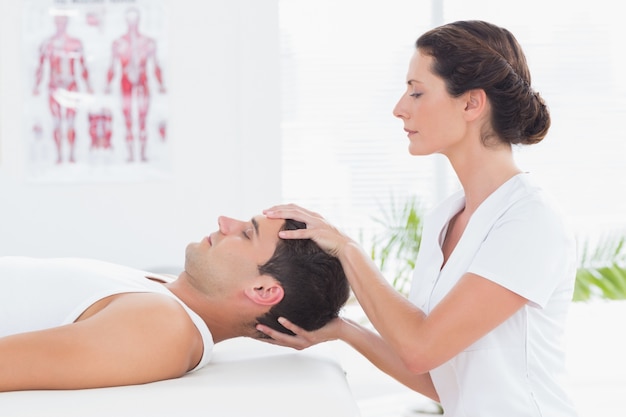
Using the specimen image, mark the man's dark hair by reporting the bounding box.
[255,219,350,336]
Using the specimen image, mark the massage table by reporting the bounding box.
[0,337,361,417]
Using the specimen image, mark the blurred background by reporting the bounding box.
[2,0,623,271]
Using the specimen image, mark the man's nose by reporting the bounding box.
[217,216,243,235]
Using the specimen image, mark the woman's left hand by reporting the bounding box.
[256,317,343,350]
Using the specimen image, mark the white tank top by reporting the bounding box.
[0,256,213,371]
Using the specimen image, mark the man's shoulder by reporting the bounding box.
[110,292,195,322]
[89,292,200,342]
[98,292,204,371]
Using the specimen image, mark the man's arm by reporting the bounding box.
[0,293,203,392]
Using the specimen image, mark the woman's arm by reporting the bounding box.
[264,204,527,373]
[257,316,439,402]
[339,241,527,372]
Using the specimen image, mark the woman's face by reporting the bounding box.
[393,50,469,157]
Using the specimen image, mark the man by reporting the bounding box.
[0,214,349,392]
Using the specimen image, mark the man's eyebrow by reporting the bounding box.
[251,217,260,238]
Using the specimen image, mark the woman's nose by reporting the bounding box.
[393,95,408,119]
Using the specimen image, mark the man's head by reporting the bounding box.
[255,219,350,336]
[183,214,349,337]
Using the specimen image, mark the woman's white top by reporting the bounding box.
[409,173,578,416]
[0,257,213,372]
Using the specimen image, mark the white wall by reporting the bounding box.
[0,0,281,270]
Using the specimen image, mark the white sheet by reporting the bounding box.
[0,338,361,417]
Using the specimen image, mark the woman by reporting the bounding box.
[257,20,578,417]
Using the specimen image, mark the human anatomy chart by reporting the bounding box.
[23,0,169,182]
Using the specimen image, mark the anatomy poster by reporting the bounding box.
[23,0,169,182]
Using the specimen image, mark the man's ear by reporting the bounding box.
[463,88,488,122]
[244,276,284,306]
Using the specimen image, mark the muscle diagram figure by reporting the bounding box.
[88,108,113,150]
[33,14,93,164]
[105,7,166,162]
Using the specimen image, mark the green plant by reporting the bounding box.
[370,195,626,301]
[369,195,423,296]
[574,234,626,301]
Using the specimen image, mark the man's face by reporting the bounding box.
[184,215,284,295]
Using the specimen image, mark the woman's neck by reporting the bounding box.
[447,144,521,214]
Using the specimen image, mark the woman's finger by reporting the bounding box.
[276,317,304,334]
[274,228,313,241]
[256,323,312,350]
[264,203,311,214]
[264,204,322,222]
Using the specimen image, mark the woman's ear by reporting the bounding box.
[244,276,284,306]
[463,88,488,121]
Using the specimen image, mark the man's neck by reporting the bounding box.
[164,275,240,344]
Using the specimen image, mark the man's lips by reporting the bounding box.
[404,128,417,135]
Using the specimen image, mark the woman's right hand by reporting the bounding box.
[263,203,353,258]
[256,316,343,350]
